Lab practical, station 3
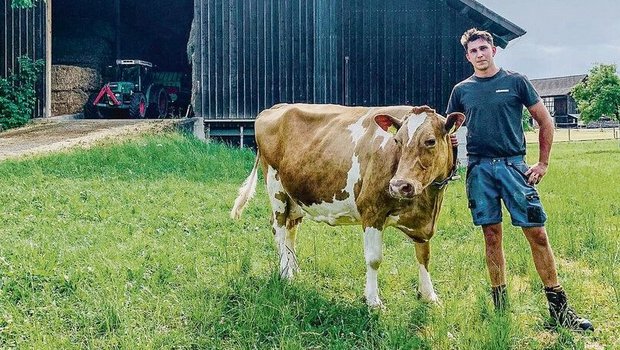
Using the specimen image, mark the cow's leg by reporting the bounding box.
[363,226,383,307]
[266,165,299,279]
[415,241,439,303]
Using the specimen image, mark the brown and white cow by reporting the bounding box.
[231,103,464,307]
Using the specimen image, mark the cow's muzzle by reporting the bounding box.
[389,179,422,199]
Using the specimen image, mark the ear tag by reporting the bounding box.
[387,125,398,135]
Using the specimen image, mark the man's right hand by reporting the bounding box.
[450,134,459,147]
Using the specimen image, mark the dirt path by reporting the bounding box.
[0,118,180,161]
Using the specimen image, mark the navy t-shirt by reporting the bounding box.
[446,68,540,157]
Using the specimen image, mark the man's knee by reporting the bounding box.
[483,224,502,247]
[523,226,550,247]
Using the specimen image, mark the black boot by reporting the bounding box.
[545,285,594,332]
[491,284,508,311]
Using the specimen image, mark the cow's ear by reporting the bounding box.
[445,112,465,134]
[375,114,402,135]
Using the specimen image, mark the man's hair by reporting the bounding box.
[460,28,494,51]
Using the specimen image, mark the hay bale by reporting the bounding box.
[52,65,102,91]
[51,90,90,116]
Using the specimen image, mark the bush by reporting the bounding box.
[0,57,44,131]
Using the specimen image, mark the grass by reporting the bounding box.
[0,133,618,349]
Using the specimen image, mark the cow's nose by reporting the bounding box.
[389,179,415,198]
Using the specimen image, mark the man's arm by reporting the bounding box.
[525,100,554,184]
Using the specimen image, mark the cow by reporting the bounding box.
[231,103,464,307]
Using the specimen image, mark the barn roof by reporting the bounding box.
[445,0,527,48]
[530,74,588,97]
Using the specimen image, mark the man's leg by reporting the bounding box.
[521,226,558,287]
[483,223,508,310]
[522,226,594,331]
[483,223,506,286]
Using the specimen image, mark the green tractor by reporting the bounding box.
[84,59,169,119]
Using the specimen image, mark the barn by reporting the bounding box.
[2,0,525,145]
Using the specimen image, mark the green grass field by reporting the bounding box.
[0,133,618,349]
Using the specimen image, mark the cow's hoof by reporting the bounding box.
[417,291,441,304]
[279,267,296,280]
[366,296,384,309]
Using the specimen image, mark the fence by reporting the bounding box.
[525,127,619,143]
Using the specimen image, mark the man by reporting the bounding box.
[446,28,593,332]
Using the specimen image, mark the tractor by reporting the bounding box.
[84,59,169,119]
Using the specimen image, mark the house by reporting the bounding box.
[530,74,587,128]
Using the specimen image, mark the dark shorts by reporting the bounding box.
[466,155,547,227]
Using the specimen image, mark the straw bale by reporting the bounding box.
[51,90,90,116]
[52,65,102,91]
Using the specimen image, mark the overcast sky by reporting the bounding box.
[475,0,620,79]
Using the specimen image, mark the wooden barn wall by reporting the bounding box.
[196,0,479,120]
[1,0,47,118]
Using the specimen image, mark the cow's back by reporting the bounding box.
[254,103,414,209]
[256,104,365,159]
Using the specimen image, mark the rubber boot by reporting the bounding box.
[545,285,594,332]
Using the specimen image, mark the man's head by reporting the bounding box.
[461,28,498,76]
[460,28,494,51]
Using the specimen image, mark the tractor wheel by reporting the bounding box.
[83,92,102,119]
[129,93,147,119]
[147,88,169,118]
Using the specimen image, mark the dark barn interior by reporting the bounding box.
[50,0,193,116]
[52,0,193,72]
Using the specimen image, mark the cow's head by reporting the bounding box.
[375,106,465,199]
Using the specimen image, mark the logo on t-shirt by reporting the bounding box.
[496,89,509,93]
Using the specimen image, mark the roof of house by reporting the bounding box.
[530,74,588,97]
[444,0,527,48]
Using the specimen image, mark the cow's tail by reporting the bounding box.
[230,151,260,219]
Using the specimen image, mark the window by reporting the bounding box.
[542,97,555,116]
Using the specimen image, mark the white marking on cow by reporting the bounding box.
[384,214,401,228]
[266,165,286,213]
[300,152,362,225]
[406,113,427,146]
[266,165,297,279]
[418,263,439,303]
[373,127,392,149]
[347,117,366,146]
[364,227,383,307]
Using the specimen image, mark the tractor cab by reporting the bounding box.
[112,59,154,92]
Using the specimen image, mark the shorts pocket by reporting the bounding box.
[508,162,530,180]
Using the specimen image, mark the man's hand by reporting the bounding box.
[450,134,459,147]
[524,162,548,185]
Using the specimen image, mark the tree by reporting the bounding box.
[11,0,39,8]
[571,64,620,123]
[522,108,533,131]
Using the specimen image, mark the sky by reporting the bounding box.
[475,0,620,79]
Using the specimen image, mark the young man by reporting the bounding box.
[446,28,593,332]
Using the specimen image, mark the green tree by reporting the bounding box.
[571,63,620,123]
[522,108,533,131]
[11,0,39,8]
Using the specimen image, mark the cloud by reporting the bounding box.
[477,0,620,78]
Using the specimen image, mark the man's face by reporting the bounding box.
[465,38,497,72]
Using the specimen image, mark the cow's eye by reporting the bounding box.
[424,139,436,147]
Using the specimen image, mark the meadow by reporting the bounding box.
[0,132,618,349]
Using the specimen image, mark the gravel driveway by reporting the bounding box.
[0,117,190,161]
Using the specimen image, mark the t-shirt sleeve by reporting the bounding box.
[519,75,541,108]
[446,85,463,114]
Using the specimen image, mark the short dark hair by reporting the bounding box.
[460,28,494,51]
